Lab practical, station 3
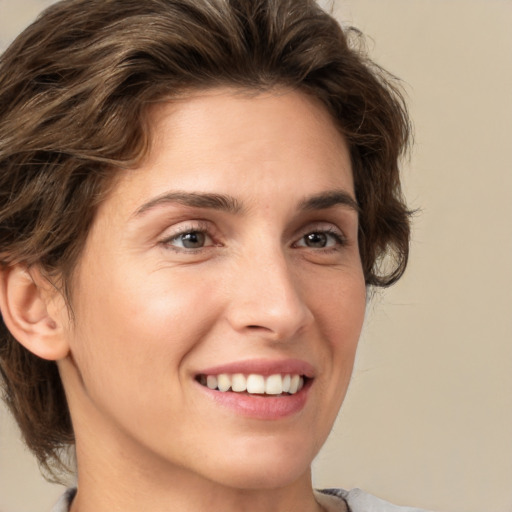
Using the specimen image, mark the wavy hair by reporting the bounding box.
[0,0,411,477]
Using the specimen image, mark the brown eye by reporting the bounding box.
[304,232,328,248]
[295,229,345,250]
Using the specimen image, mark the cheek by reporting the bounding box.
[68,267,224,402]
[306,269,366,398]
[301,270,366,452]
[307,267,366,345]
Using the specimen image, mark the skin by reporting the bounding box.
[41,88,366,512]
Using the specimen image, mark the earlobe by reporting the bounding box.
[0,265,70,361]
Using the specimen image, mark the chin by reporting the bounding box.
[209,462,311,491]
[198,436,319,491]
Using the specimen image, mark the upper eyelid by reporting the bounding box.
[159,219,212,235]
[158,220,217,244]
[291,220,347,238]
[155,218,351,242]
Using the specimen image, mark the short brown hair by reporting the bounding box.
[0,0,411,477]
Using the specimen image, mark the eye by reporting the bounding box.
[295,229,345,249]
[163,229,213,250]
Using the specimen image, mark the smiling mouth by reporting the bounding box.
[196,373,307,396]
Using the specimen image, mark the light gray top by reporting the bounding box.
[316,488,433,511]
[52,487,433,512]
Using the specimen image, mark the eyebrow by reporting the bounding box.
[133,188,359,218]
[133,191,244,217]
[298,190,360,214]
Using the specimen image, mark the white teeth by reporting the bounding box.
[217,373,231,392]
[289,374,300,394]
[200,373,306,395]
[282,374,291,393]
[206,375,218,390]
[246,374,265,394]
[265,374,283,395]
[231,373,246,392]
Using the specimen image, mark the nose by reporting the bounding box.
[224,248,314,342]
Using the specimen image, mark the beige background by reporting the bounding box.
[0,1,511,511]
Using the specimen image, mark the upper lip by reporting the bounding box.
[195,358,315,379]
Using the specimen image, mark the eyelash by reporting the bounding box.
[159,222,216,252]
[294,226,347,250]
[159,223,347,253]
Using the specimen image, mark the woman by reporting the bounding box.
[0,1,424,511]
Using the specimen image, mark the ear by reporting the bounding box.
[0,265,70,360]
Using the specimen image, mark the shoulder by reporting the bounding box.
[316,488,435,512]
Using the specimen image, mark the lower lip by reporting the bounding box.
[197,381,311,420]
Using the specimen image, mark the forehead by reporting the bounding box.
[148,87,346,151]
[102,87,354,217]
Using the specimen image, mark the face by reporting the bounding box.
[58,88,366,491]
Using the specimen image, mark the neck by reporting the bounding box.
[70,453,322,512]
[69,428,323,512]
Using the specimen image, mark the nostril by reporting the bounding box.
[246,323,271,329]
[246,325,273,332]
